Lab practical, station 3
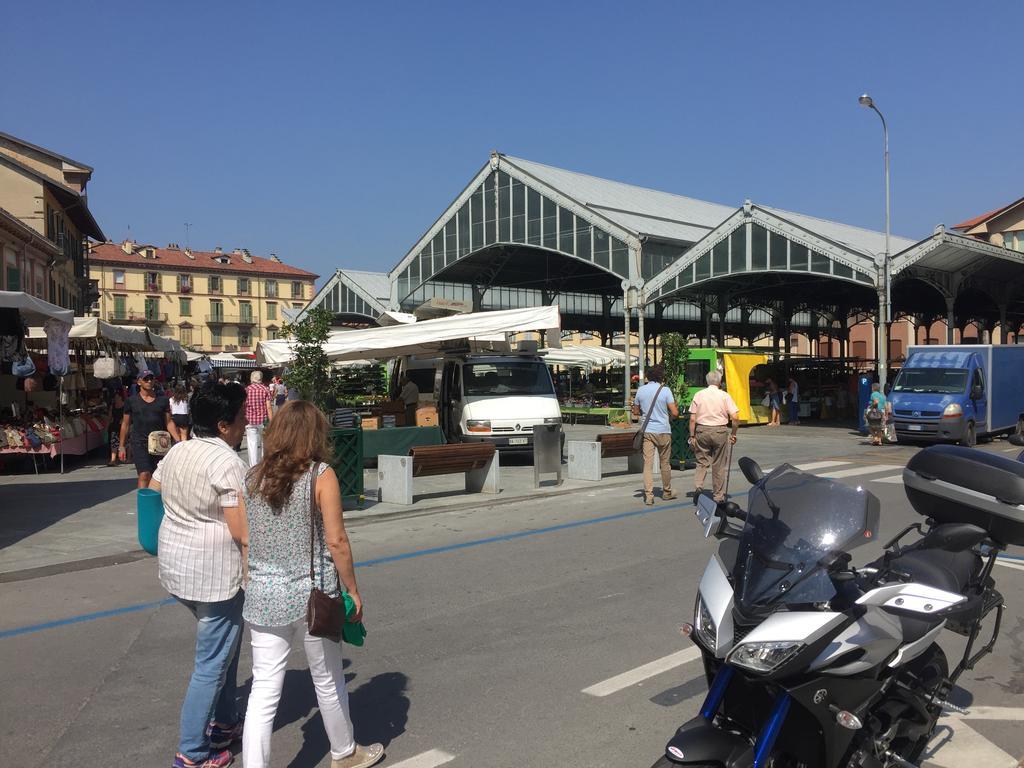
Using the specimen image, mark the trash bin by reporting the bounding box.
[137,488,164,556]
[671,414,696,470]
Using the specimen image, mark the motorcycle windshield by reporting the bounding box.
[735,465,880,611]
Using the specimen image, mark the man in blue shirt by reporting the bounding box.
[632,364,680,505]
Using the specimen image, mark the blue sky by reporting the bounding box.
[4,1,1021,286]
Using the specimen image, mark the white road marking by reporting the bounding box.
[1001,447,1019,453]
[385,749,457,768]
[793,460,851,471]
[995,558,1024,573]
[871,474,905,484]
[582,646,702,697]
[822,465,903,479]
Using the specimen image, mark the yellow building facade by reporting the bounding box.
[89,241,318,353]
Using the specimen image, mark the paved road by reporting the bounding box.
[2,428,1023,767]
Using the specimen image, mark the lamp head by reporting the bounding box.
[858,94,874,108]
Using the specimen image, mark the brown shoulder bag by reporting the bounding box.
[305,462,344,641]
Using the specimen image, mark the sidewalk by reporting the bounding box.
[0,422,873,579]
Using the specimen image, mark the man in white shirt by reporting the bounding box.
[398,375,420,426]
[688,370,740,502]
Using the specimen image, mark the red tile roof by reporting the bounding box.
[952,196,1024,231]
[90,242,318,279]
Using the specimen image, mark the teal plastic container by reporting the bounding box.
[137,488,164,556]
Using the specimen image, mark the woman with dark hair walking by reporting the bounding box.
[240,401,381,768]
[171,382,192,442]
[150,382,250,768]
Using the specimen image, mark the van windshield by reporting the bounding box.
[463,361,555,397]
[892,367,968,394]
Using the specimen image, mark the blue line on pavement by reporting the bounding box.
[0,500,694,640]
[0,597,176,640]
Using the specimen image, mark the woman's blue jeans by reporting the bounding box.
[176,591,244,760]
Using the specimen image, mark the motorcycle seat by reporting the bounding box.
[878,548,980,595]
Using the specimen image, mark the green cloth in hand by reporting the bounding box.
[342,592,366,646]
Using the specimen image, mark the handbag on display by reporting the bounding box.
[305,462,345,642]
[11,353,36,378]
[93,355,120,379]
[147,430,172,455]
[631,383,666,452]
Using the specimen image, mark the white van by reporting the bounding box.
[396,354,562,450]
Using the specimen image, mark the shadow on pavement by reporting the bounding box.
[0,477,139,550]
[253,667,409,768]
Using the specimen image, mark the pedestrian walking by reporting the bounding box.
[149,382,249,768]
[244,371,273,468]
[171,383,192,442]
[765,378,781,427]
[118,370,175,488]
[688,370,740,503]
[241,401,383,768]
[786,376,800,425]
[867,382,892,445]
[272,376,287,413]
[631,364,679,505]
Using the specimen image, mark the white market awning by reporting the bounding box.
[0,290,73,325]
[208,354,261,369]
[539,345,635,370]
[257,305,561,365]
[28,316,150,347]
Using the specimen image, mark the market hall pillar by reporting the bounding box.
[945,296,956,344]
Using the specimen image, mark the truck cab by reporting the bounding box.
[398,354,562,450]
[890,347,994,446]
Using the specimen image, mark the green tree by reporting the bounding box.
[661,332,692,406]
[281,308,333,412]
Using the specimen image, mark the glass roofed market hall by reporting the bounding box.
[305,152,1024,402]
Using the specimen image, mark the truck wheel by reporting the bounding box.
[961,422,976,447]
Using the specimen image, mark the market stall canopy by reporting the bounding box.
[144,330,185,360]
[209,354,261,369]
[257,305,561,365]
[28,316,149,347]
[377,310,418,326]
[539,345,636,370]
[0,290,73,325]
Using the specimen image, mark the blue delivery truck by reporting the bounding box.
[889,344,1024,446]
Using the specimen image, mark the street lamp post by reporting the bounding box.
[858,93,891,388]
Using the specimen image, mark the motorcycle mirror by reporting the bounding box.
[738,456,764,485]
[918,523,987,552]
[695,492,721,539]
[1009,434,1024,447]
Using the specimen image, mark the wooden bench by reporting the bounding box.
[567,431,644,481]
[377,442,500,505]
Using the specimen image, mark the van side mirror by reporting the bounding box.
[971,384,984,400]
[738,456,764,485]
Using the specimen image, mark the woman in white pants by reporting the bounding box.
[240,401,383,768]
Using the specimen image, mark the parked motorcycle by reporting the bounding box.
[653,443,1024,768]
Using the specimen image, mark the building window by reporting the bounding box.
[265,280,278,298]
[239,329,251,348]
[266,302,277,320]
[113,295,127,318]
[180,327,193,346]
[114,270,125,287]
[179,297,192,316]
[144,297,160,321]
[267,327,278,340]
[211,327,222,347]
[178,274,192,293]
[146,272,160,292]
[239,301,252,323]
[291,281,303,298]
[1004,231,1022,252]
[210,299,223,321]
[209,275,222,293]
[238,277,250,295]
[852,340,868,359]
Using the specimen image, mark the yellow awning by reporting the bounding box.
[722,352,767,422]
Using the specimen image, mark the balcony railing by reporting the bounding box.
[205,314,256,325]
[108,311,167,324]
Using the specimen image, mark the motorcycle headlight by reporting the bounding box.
[694,598,717,650]
[728,641,803,674]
